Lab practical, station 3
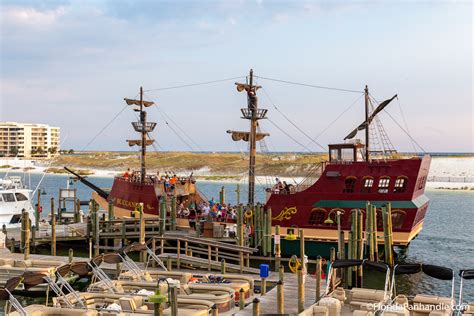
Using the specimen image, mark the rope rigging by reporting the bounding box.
[369,94,426,154]
[255,76,363,94]
[144,76,245,92]
[261,87,326,152]
[80,104,129,151]
[304,93,365,147]
[266,117,314,153]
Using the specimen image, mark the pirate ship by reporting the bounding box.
[66,87,201,217]
[228,70,431,256]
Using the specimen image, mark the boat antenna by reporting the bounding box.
[227,69,269,205]
[124,87,156,183]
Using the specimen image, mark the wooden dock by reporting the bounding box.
[236,271,326,316]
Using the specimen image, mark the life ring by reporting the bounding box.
[288,255,301,273]
[244,209,253,219]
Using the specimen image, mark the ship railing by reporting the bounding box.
[293,161,326,193]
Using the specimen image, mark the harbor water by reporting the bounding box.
[1,171,473,302]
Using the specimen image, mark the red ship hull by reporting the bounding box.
[266,155,431,246]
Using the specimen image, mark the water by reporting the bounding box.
[1,171,473,302]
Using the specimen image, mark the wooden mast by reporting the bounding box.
[124,87,156,183]
[228,69,269,205]
[247,69,258,205]
[139,87,146,183]
[364,85,369,162]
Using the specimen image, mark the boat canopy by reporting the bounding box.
[331,259,389,272]
[393,263,453,280]
[459,269,474,280]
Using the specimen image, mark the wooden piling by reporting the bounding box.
[221,259,226,274]
[297,266,305,313]
[337,211,343,260]
[277,280,284,314]
[262,207,267,256]
[10,238,15,253]
[261,277,267,296]
[357,209,364,286]
[159,196,166,236]
[75,199,81,223]
[219,186,225,205]
[170,195,176,231]
[108,199,114,221]
[299,229,305,273]
[275,225,281,272]
[92,200,100,257]
[51,198,56,256]
[170,285,178,316]
[316,256,322,302]
[252,298,260,316]
[372,205,379,261]
[211,304,219,316]
[279,264,284,282]
[167,255,172,271]
[239,288,245,310]
[68,249,73,263]
[22,209,30,260]
[383,203,394,267]
[266,207,272,257]
[139,203,146,262]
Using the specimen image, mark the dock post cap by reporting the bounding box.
[253,298,260,303]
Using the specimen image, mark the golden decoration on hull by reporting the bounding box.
[273,207,298,221]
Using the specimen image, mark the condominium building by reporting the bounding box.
[0,122,60,158]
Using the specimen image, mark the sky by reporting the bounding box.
[0,0,472,153]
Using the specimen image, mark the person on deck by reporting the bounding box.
[170,174,177,192]
[123,168,131,180]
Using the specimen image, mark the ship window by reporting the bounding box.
[10,214,21,224]
[308,208,326,226]
[343,177,357,193]
[347,209,365,227]
[15,193,28,201]
[394,177,408,193]
[2,193,15,202]
[392,210,406,229]
[361,177,374,193]
[377,177,390,193]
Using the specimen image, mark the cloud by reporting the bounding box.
[1,5,67,29]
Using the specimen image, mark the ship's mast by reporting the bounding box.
[228,69,269,205]
[247,70,258,205]
[364,85,369,162]
[124,87,156,183]
[139,87,146,182]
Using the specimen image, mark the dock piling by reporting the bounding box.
[277,280,284,314]
[21,209,30,259]
[212,304,219,316]
[221,259,226,274]
[68,248,73,263]
[297,266,305,313]
[170,196,176,231]
[275,225,281,272]
[316,256,322,302]
[239,288,245,310]
[252,298,260,316]
[51,198,56,256]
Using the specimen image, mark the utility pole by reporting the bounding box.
[364,85,369,162]
[227,69,269,205]
[125,87,156,183]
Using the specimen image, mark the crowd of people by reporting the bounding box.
[122,169,194,193]
[176,197,238,226]
[271,177,292,194]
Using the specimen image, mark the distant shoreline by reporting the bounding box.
[1,153,473,191]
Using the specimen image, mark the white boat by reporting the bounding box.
[0,177,35,229]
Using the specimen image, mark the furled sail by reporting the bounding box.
[344,95,397,140]
[124,98,155,107]
[126,139,155,147]
[226,130,270,142]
